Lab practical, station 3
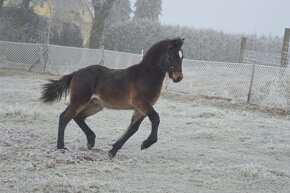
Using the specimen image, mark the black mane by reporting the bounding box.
[140,38,184,67]
[140,39,170,66]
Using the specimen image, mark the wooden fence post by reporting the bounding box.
[281,28,290,67]
[239,37,247,63]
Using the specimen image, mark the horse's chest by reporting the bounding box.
[151,92,161,105]
[142,89,161,106]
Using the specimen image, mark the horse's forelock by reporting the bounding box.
[168,38,184,49]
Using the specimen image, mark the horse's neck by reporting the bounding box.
[140,62,166,85]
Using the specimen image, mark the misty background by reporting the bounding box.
[0,0,288,64]
[160,0,290,37]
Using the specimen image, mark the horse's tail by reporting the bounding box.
[41,73,74,103]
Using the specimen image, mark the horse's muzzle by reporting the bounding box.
[172,72,183,83]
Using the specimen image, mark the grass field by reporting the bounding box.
[0,68,290,193]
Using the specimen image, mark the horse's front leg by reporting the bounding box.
[141,109,160,150]
[108,111,145,158]
[132,98,160,150]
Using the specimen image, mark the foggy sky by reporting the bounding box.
[160,0,290,37]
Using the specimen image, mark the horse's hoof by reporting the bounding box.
[108,149,117,159]
[87,135,96,150]
[55,147,68,153]
[108,152,114,159]
[141,144,148,150]
[56,146,68,150]
[141,143,145,150]
[141,140,150,150]
[87,143,93,150]
[141,139,157,150]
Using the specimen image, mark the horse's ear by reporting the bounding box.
[168,38,184,48]
[180,38,185,46]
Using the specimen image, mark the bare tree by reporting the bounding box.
[21,0,31,9]
[89,0,115,48]
[106,0,131,26]
[134,0,162,21]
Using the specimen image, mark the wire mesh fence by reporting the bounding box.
[243,50,282,67]
[243,41,289,67]
[104,49,142,69]
[166,60,253,101]
[0,41,141,74]
[46,44,103,74]
[1,40,290,110]
[46,45,141,74]
[0,41,46,70]
[250,65,290,109]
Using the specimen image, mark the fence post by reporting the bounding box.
[141,49,144,61]
[281,28,290,67]
[42,44,49,73]
[100,46,105,66]
[247,62,256,103]
[239,37,247,63]
[43,2,52,73]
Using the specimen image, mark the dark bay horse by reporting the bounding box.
[41,38,184,158]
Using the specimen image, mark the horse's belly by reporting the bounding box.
[91,94,133,110]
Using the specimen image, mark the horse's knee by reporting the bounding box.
[60,107,76,124]
[73,114,84,123]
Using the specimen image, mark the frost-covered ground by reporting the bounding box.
[0,68,290,193]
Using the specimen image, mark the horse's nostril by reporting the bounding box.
[177,76,183,82]
[173,76,183,83]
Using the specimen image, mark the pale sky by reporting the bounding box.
[159,0,290,37]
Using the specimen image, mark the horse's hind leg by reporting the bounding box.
[108,111,145,158]
[73,101,103,149]
[57,105,80,149]
[57,101,89,149]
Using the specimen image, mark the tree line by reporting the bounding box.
[0,0,282,62]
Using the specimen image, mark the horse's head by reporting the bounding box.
[164,38,184,83]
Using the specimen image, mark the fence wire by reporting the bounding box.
[46,44,103,74]
[244,50,282,67]
[0,41,46,71]
[1,40,290,110]
[166,60,253,102]
[250,65,290,109]
[244,46,290,67]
